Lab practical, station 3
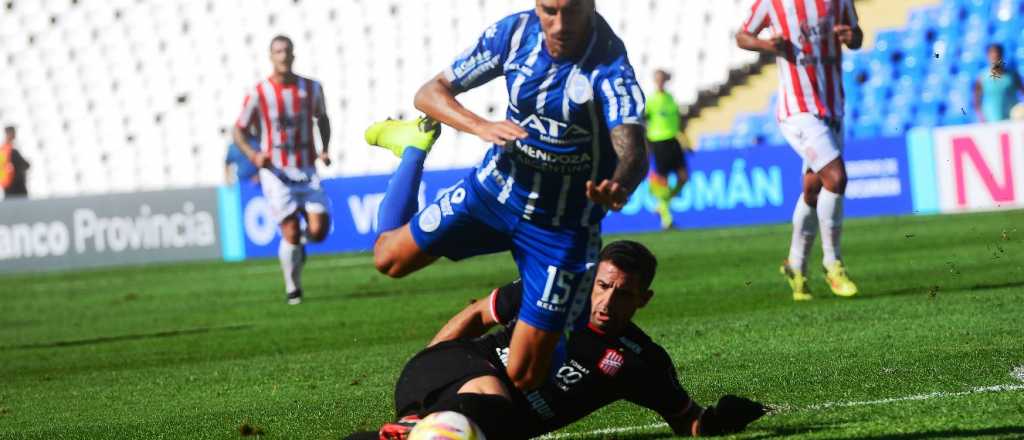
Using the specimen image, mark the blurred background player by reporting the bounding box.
[348,241,766,440]
[366,0,648,393]
[233,35,332,305]
[644,69,688,230]
[225,134,261,185]
[974,44,1024,123]
[736,0,862,301]
[0,126,30,200]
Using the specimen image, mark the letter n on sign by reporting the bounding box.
[952,132,1015,207]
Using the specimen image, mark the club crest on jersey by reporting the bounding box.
[598,349,624,377]
[566,71,593,104]
[418,204,442,233]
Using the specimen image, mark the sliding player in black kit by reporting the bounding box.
[346,241,767,440]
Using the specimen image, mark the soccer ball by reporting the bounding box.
[408,411,486,440]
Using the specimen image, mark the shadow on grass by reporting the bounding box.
[0,324,252,350]
[552,423,840,440]
[850,425,1024,439]
[863,279,1024,300]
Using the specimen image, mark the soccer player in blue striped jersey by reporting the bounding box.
[366,0,648,393]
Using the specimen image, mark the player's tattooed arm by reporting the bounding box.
[588,124,647,211]
[610,123,648,194]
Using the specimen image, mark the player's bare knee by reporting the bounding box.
[307,226,328,243]
[822,172,847,194]
[457,375,512,400]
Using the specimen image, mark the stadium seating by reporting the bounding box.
[0,0,759,198]
[699,0,1024,150]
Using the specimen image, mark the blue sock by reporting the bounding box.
[377,148,426,234]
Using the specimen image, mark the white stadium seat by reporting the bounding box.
[0,0,758,198]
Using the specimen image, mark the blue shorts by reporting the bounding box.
[410,175,600,333]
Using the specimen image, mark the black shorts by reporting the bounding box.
[648,138,687,177]
[394,340,505,417]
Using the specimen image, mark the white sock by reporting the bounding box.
[278,239,304,293]
[817,189,844,267]
[788,196,818,273]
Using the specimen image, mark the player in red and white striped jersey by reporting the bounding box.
[736,0,862,300]
[233,35,333,305]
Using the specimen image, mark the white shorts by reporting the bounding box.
[779,113,843,173]
[259,168,330,224]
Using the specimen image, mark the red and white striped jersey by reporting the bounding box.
[742,0,858,121]
[236,75,326,169]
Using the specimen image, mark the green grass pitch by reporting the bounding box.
[1,210,1022,439]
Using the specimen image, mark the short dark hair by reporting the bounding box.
[270,34,293,51]
[598,240,658,289]
[988,43,1004,56]
[3,126,14,135]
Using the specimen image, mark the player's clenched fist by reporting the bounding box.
[766,34,787,55]
[586,179,629,211]
[248,152,271,168]
[471,119,528,147]
[318,151,332,166]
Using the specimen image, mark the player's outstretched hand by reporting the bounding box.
[697,395,768,436]
[318,151,332,166]
[586,179,629,211]
[473,119,528,147]
[249,152,271,168]
[834,24,855,45]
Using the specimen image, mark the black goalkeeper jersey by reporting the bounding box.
[468,280,691,438]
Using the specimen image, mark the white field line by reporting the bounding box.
[540,382,1024,439]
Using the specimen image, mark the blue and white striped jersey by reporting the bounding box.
[444,10,645,227]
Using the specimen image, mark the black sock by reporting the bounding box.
[430,393,524,440]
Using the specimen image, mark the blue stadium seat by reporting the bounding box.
[731,114,757,142]
[915,111,941,128]
[906,7,939,36]
[881,114,909,137]
[718,0,1024,143]
[944,89,974,122]
[935,2,966,29]
[699,134,723,150]
[894,73,923,95]
[873,30,904,63]
[852,120,880,139]
[889,92,918,118]
[916,100,944,118]
[845,101,859,121]
[962,26,989,54]
[942,111,972,125]
[900,32,931,60]
[766,129,786,147]
[922,72,947,93]
[930,37,961,74]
